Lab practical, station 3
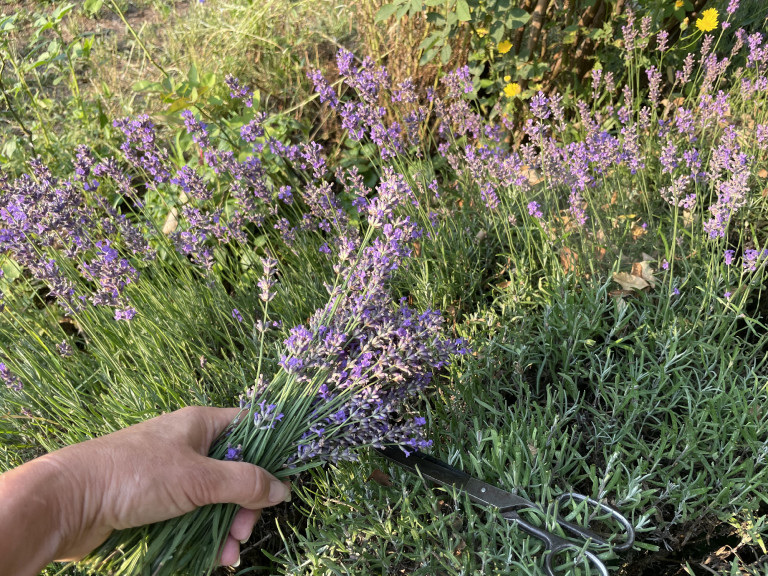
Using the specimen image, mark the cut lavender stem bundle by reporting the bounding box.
[80,213,465,576]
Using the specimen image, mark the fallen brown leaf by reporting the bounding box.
[162,208,179,235]
[594,246,607,262]
[560,247,578,274]
[612,271,649,291]
[608,289,636,298]
[630,223,647,240]
[368,468,393,487]
[631,261,657,288]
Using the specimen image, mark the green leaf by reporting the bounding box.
[0,15,18,34]
[375,2,400,22]
[52,3,75,22]
[161,76,174,94]
[166,97,191,113]
[1,139,18,163]
[420,46,439,64]
[201,72,216,88]
[506,7,531,29]
[561,24,580,44]
[490,20,505,42]
[187,63,199,86]
[440,42,452,63]
[132,80,161,92]
[425,0,445,6]
[456,0,471,21]
[83,0,103,16]
[418,31,443,51]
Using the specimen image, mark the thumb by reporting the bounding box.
[191,457,291,510]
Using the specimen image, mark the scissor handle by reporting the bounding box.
[554,493,635,552]
[544,541,610,576]
[510,512,611,576]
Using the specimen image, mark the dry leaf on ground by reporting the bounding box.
[368,468,393,487]
[631,260,656,288]
[612,271,649,291]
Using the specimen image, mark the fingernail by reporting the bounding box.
[232,557,241,568]
[269,479,290,504]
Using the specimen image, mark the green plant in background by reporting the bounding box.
[376,0,629,113]
[0,4,106,172]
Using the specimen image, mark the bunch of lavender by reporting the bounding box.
[80,215,465,575]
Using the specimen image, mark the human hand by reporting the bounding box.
[0,406,290,572]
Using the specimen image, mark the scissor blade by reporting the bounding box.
[375,447,528,509]
[376,446,472,487]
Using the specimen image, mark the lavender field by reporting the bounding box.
[1,0,768,574]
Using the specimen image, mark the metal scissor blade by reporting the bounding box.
[375,447,532,509]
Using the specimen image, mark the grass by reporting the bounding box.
[2,1,768,575]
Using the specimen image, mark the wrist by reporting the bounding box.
[0,454,75,575]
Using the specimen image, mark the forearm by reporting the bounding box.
[0,455,76,576]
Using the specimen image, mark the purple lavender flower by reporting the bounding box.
[529,92,550,120]
[253,401,284,431]
[676,53,695,85]
[224,444,243,461]
[79,240,139,316]
[232,309,243,323]
[647,66,662,108]
[240,112,267,143]
[440,66,473,98]
[528,201,543,219]
[258,256,278,302]
[170,165,213,201]
[657,30,669,52]
[57,340,74,357]
[225,74,253,107]
[480,183,500,210]
[621,10,637,53]
[743,249,767,272]
[181,110,211,150]
[756,125,768,150]
[307,69,339,108]
[591,69,602,101]
[114,307,137,321]
[0,362,22,392]
[113,115,171,184]
[724,249,735,266]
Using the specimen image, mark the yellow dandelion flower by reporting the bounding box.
[497,40,513,54]
[503,82,521,99]
[674,0,684,9]
[476,27,489,37]
[696,7,718,32]
[503,75,511,82]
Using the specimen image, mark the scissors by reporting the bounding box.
[376,446,635,576]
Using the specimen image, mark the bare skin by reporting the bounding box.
[0,406,290,576]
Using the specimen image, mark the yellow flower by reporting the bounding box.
[696,7,718,32]
[674,0,684,9]
[503,75,511,82]
[476,27,489,37]
[503,82,521,99]
[497,40,513,54]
